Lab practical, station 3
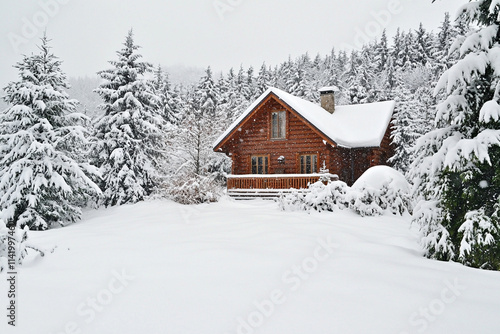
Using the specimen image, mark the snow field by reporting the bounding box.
[1,198,500,334]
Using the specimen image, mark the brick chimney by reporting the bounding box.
[319,86,339,114]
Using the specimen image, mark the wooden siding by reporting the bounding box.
[222,97,332,175]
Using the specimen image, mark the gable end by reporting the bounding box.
[213,92,338,152]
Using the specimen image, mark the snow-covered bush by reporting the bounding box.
[349,166,411,216]
[164,174,224,205]
[279,180,349,212]
[280,166,411,217]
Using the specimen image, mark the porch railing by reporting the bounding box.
[227,173,338,190]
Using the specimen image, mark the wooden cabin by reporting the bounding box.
[213,87,395,195]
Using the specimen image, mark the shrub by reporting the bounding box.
[280,166,412,217]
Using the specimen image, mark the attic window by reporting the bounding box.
[271,111,286,139]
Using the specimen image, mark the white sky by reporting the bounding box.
[0,0,462,88]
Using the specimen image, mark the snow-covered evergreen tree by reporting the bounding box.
[288,59,307,97]
[411,0,500,270]
[342,49,375,103]
[375,30,390,71]
[196,66,219,117]
[0,36,101,230]
[165,81,229,204]
[433,12,457,74]
[391,28,403,67]
[246,66,257,100]
[390,85,435,174]
[399,30,419,69]
[151,64,180,125]
[92,30,164,206]
[415,23,434,66]
[256,62,272,97]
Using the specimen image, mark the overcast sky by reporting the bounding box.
[0,0,462,88]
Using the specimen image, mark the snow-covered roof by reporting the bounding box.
[213,87,395,150]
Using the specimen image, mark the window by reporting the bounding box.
[251,155,269,174]
[300,154,318,174]
[271,111,286,139]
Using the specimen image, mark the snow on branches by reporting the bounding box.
[412,0,500,270]
[92,30,166,206]
[0,36,101,230]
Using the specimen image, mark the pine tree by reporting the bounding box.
[221,67,249,123]
[196,66,219,117]
[0,36,101,230]
[375,29,390,71]
[288,59,307,97]
[415,23,433,65]
[151,64,179,125]
[399,30,418,69]
[390,86,435,174]
[279,56,295,91]
[313,53,323,71]
[256,62,272,96]
[391,28,403,68]
[342,49,375,103]
[246,66,257,100]
[166,78,229,204]
[433,12,456,74]
[411,0,500,270]
[92,30,164,206]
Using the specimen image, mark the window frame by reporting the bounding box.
[270,110,287,140]
[251,155,269,175]
[299,153,319,174]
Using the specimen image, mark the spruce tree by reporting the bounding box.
[196,67,219,117]
[411,0,500,270]
[246,66,257,100]
[93,30,164,206]
[390,86,435,174]
[433,12,456,74]
[391,28,403,68]
[256,62,272,97]
[0,36,101,230]
[375,30,390,71]
[415,23,433,65]
[151,64,179,125]
[399,30,418,69]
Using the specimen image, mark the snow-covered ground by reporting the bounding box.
[2,198,500,334]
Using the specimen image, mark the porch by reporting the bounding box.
[226,173,339,199]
